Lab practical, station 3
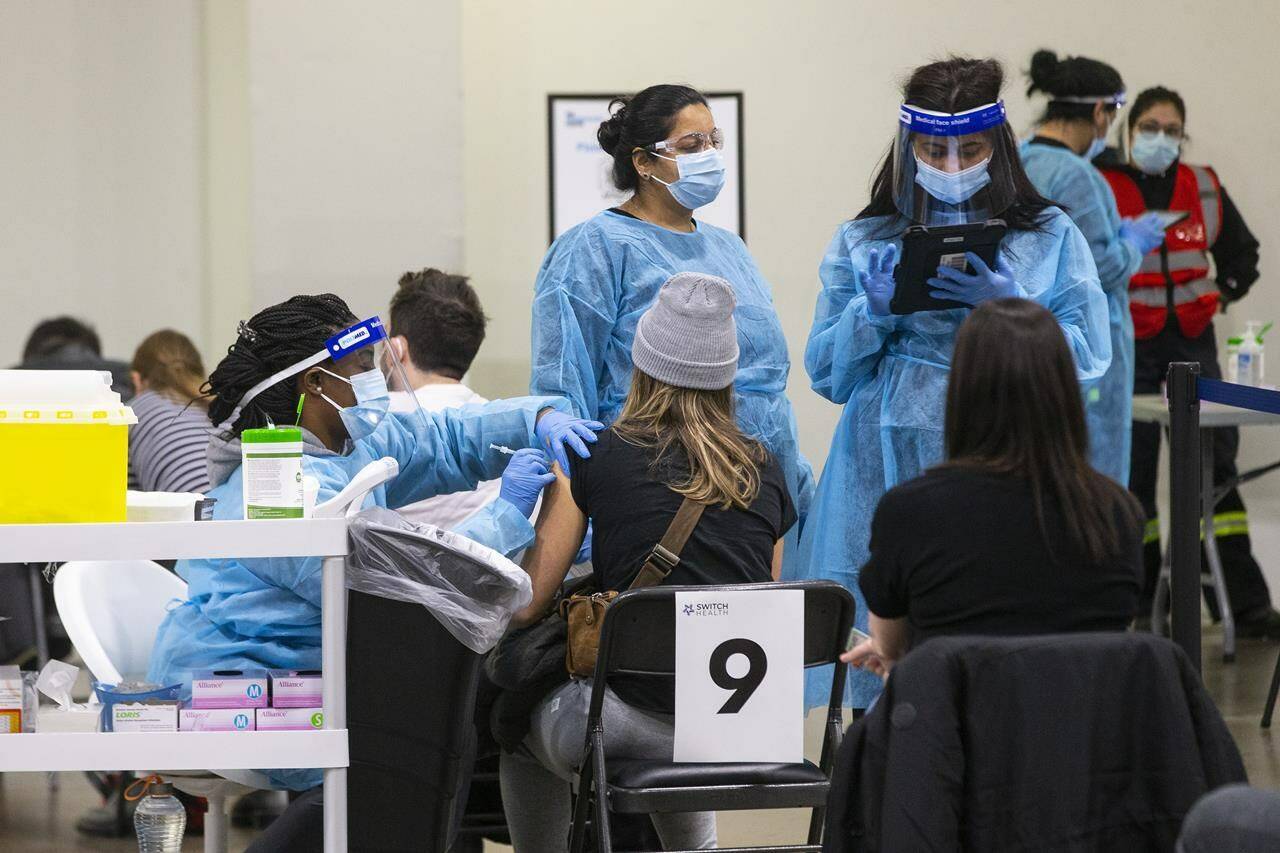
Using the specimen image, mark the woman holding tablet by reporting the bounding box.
[791,57,1111,708]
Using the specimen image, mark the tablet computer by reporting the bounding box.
[890,219,1008,315]
[1151,210,1190,230]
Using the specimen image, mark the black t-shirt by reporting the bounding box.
[570,428,796,711]
[858,466,1142,646]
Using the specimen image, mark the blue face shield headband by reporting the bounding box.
[219,316,413,438]
[893,101,1014,225]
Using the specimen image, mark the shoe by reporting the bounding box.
[1237,608,1280,640]
[231,788,289,830]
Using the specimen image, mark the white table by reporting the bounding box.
[0,518,352,853]
[1132,393,1280,661]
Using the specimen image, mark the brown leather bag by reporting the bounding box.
[559,497,705,677]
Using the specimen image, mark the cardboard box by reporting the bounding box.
[180,708,256,732]
[256,707,324,732]
[112,701,179,733]
[190,670,269,709]
[268,670,322,708]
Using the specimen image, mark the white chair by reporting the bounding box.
[53,559,271,853]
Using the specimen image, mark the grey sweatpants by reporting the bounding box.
[499,679,717,852]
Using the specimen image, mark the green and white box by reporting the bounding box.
[241,427,304,519]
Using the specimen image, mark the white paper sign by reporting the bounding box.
[548,93,743,242]
[673,589,803,763]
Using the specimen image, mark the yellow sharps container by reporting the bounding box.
[0,370,137,524]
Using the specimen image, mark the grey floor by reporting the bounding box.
[1,626,1276,852]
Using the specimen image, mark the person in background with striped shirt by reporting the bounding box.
[128,330,212,495]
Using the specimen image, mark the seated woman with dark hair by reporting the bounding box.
[501,272,797,852]
[845,298,1144,677]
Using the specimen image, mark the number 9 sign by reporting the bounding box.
[674,589,804,763]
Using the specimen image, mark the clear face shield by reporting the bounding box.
[892,101,1015,226]
[219,316,428,440]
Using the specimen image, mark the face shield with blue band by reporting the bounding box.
[218,316,427,441]
[892,101,1017,226]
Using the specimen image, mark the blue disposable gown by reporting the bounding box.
[148,396,566,789]
[790,208,1110,708]
[1021,140,1143,484]
[531,210,815,560]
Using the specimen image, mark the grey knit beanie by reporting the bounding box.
[632,272,738,390]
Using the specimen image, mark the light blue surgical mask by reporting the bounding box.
[914,155,991,205]
[1084,136,1108,162]
[652,148,726,210]
[317,367,390,441]
[1131,132,1181,175]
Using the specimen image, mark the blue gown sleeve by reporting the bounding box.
[1058,170,1143,293]
[529,230,619,419]
[805,226,899,405]
[1042,218,1113,383]
[229,396,570,609]
[365,395,569,510]
[452,498,535,558]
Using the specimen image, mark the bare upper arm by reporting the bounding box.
[512,464,588,627]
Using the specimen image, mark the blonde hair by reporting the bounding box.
[132,330,207,407]
[612,370,765,511]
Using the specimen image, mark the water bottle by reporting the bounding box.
[134,781,186,852]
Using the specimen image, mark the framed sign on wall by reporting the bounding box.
[547,92,744,243]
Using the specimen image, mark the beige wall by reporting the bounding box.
[0,0,204,367]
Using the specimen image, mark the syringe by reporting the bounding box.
[489,443,517,455]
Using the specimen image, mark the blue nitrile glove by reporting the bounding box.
[928,252,1018,306]
[498,448,556,519]
[574,522,593,565]
[535,410,604,475]
[1120,213,1166,255]
[863,244,898,316]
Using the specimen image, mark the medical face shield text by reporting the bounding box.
[219,316,427,439]
[893,101,1014,226]
[651,147,727,210]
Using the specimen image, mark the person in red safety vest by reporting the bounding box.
[1098,86,1279,638]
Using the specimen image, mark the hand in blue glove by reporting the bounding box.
[862,244,898,316]
[574,521,593,565]
[1119,213,1166,255]
[927,252,1018,306]
[498,448,556,519]
[535,410,604,475]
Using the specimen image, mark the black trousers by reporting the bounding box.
[1130,321,1272,619]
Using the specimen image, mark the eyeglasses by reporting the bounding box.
[1135,120,1186,141]
[647,128,725,155]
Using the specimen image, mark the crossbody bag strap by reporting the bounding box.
[628,497,706,591]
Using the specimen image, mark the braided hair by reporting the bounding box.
[206,294,358,436]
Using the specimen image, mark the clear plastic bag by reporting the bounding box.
[347,507,533,654]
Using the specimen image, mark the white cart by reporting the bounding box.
[0,457,395,853]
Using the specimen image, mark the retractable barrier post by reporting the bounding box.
[1167,362,1202,673]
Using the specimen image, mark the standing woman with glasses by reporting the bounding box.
[1097,87,1280,638]
[530,84,814,569]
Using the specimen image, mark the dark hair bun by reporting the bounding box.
[1027,49,1060,96]
[596,97,630,155]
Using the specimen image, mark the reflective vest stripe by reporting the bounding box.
[1138,249,1213,275]
[1129,277,1217,306]
[1188,165,1221,245]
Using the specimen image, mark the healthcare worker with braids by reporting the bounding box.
[149,293,598,790]
[530,84,814,567]
[1020,50,1165,484]
[794,57,1111,708]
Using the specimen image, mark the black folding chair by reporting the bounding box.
[567,580,855,853]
